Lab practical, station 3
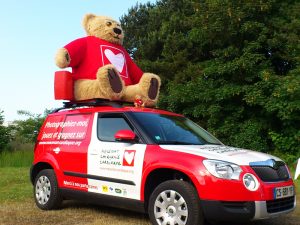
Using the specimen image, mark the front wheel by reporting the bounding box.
[148,180,203,225]
[34,169,62,210]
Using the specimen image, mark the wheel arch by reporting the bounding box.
[30,162,54,185]
[142,167,200,211]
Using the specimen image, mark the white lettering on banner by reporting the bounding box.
[39,140,82,146]
[40,116,91,146]
[45,120,89,129]
[63,180,98,190]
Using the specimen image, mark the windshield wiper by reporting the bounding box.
[157,140,201,145]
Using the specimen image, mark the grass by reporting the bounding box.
[0,167,150,225]
[0,150,33,167]
[0,167,32,203]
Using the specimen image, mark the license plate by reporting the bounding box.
[274,186,294,199]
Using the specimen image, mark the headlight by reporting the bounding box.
[243,173,259,191]
[203,160,242,180]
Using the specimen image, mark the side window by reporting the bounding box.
[97,116,133,142]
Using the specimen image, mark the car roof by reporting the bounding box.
[50,105,183,118]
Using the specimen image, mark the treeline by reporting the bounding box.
[0,110,49,152]
[120,0,300,162]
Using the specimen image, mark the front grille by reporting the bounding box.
[221,201,253,211]
[250,163,290,182]
[222,201,247,209]
[267,196,295,213]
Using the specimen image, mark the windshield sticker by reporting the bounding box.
[39,114,92,146]
[201,146,246,154]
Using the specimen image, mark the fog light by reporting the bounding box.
[243,173,259,191]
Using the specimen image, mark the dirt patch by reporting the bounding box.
[0,198,298,225]
[0,199,150,225]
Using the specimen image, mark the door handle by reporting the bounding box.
[89,149,98,155]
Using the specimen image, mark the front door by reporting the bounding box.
[87,113,146,200]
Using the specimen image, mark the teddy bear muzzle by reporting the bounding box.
[113,28,122,35]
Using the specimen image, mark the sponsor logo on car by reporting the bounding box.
[123,150,136,167]
[115,188,122,194]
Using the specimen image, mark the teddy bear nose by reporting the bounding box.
[113,28,122,35]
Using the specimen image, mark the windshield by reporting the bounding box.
[131,112,222,145]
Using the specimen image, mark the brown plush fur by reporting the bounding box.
[55,14,161,106]
[55,48,70,68]
[123,73,160,107]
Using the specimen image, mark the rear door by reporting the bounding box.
[87,113,146,200]
[55,113,94,191]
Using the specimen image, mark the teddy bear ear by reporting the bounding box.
[82,13,96,33]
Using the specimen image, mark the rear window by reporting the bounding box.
[39,114,91,141]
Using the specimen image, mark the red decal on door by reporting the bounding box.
[123,150,136,167]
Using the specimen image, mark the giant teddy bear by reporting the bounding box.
[55,14,161,107]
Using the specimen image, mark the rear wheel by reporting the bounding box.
[34,169,62,210]
[148,180,203,225]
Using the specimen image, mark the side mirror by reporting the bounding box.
[114,130,136,142]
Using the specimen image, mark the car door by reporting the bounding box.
[56,113,94,190]
[87,112,146,200]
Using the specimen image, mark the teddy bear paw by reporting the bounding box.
[107,68,123,94]
[148,78,160,100]
[139,73,161,101]
[96,65,124,100]
[55,48,70,68]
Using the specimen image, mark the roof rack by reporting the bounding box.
[51,98,129,113]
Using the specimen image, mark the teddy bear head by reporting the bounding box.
[82,14,124,45]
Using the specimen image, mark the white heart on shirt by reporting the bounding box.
[104,49,125,73]
[124,151,135,165]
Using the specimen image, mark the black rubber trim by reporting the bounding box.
[125,112,155,144]
[63,171,136,186]
[201,199,255,222]
[96,112,144,144]
[61,188,145,213]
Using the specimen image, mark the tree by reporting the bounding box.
[12,110,50,143]
[121,0,300,159]
[0,110,11,152]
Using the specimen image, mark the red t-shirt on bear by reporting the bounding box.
[64,36,143,86]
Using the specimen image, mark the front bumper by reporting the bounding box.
[201,196,296,222]
[253,196,296,220]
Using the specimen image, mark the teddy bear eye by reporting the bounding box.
[106,21,112,26]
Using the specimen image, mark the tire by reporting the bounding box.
[148,180,203,225]
[34,169,62,210]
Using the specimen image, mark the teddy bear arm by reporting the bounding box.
[61,37,88,68]
[125,51,143,84]
[55,48,70,68]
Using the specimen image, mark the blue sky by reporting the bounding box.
[0,0,155,122]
